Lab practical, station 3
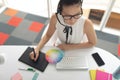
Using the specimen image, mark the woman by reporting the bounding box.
[30,0,97,61]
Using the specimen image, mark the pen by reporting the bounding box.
[19,68,36,72]
[32,48,36,58]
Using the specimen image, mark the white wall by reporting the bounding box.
[0,0,3,6]
[113,0,120,13]
[2,0,120,17]
[0,0,2,3]
[6,0,48,17]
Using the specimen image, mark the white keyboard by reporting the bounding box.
[56,56,88,70]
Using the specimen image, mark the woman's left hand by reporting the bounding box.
[57,44,67,50]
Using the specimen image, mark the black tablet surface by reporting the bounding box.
[18,47,49,72]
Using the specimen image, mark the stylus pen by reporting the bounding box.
[19,68,36,72]
[32,48,36,58]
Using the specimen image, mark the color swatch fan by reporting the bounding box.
[45,49,64,64]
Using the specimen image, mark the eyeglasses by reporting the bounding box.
[62,13,83,20]
[62,7,83,20]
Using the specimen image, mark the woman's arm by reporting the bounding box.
[57,19,97,50]
[84,19,97,46]
[36,14,57,51]
[30,14,57,61]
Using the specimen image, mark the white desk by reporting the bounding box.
[0,45,120,80]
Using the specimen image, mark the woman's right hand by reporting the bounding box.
[29,48,40,61]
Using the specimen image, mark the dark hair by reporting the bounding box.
[57,0,83,14]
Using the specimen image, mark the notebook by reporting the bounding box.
[89,70,96,80]
[56,56,88,70]
[18,47,49,72]
[89,69,104,80]
[96,70,112,80]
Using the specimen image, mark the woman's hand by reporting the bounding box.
[57,44,67,50]
[29,48,40,61]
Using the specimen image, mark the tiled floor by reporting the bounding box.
[0,8,49,45]
[95,30,119,56]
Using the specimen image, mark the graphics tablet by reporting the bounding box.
[18,47,49,72]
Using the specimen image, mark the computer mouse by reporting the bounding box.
[0,54,5,64]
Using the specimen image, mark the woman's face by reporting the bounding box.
[61,4,82,25]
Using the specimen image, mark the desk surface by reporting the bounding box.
[0,45,120,80]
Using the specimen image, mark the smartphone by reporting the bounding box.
[92,52,105,66]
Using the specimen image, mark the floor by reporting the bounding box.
[95,30,120,56]
[0,7,49,45]
[0,1,120,58]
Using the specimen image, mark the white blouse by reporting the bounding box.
[54,13,87,45]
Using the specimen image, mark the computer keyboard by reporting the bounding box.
[56,56,88,70]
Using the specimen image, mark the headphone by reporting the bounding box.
[57,1,62,14]
[57,0,83,14]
